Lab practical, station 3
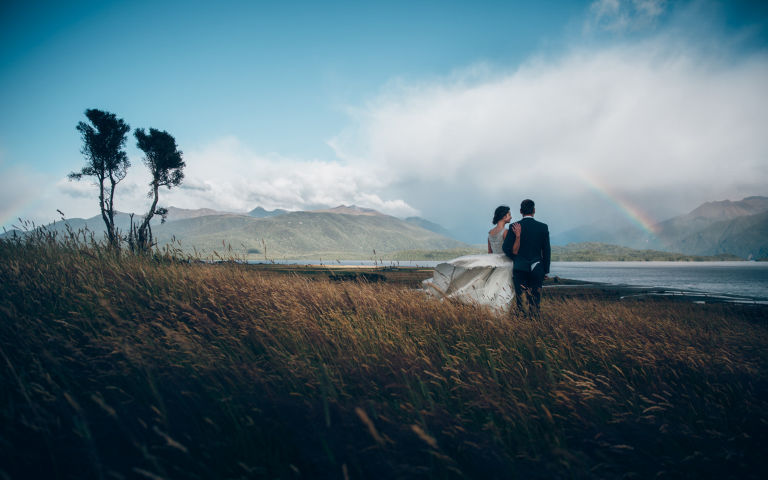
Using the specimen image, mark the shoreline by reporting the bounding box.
[545,282,768,305]
[241,263,768,306]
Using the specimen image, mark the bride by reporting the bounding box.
[424,206,520,311]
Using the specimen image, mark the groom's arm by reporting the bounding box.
[542,225,551,274]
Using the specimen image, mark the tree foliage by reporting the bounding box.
[131,128,185,252]
[69,109,130,248]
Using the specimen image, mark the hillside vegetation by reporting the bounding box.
[386,243,742,262]
[551,242,742,261]
[1,231,767,478]
[11,210,468,259]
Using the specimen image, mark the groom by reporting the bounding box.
[502,199,551,314]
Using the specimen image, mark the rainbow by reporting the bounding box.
[578,172,658,236]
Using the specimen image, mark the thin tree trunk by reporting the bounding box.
[138,182,160,252]
[97,172,116,248]
[106,173,118,248]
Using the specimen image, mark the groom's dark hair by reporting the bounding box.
[520,199,535,215]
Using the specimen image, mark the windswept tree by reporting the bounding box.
[132,128,185,252]
[69,109,131,248]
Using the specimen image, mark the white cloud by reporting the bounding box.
[116,136,419,218]
[58,177,97,199]
[329,41,768,230]
[634,0,666,19]
[587,0,668,32]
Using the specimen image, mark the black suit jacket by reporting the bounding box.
[502,217,551,274]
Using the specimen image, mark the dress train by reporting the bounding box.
[423,254,515,312]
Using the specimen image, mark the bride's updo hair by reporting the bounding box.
[492,205,511,224]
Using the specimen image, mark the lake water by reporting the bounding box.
[549,261,768,303]
[250,259,768,302]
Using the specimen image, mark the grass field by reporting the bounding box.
[1,231,767,479]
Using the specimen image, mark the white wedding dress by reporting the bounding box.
[422,253,515,312]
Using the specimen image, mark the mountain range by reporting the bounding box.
[160,207,468,258]
[6,205,466,259]
[553,196,768,260]
[4,197,767,259]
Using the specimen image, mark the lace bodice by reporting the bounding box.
[488,229,505,254]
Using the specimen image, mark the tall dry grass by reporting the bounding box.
[1,229,767,479]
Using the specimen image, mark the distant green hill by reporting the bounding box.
[1,207,467,259]
[551,242,741,262]
[152,210,467,259]
[248,206,289,218]
[384,247,486,261]
[380,242,741,262]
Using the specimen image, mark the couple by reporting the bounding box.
[488,200,551,313]
[424,199,550,314]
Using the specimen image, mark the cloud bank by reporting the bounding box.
[49,137,419,223]
[166,137,418,217]
[329,40,768,234]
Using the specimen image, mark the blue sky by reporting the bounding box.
[1,0,767,242]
